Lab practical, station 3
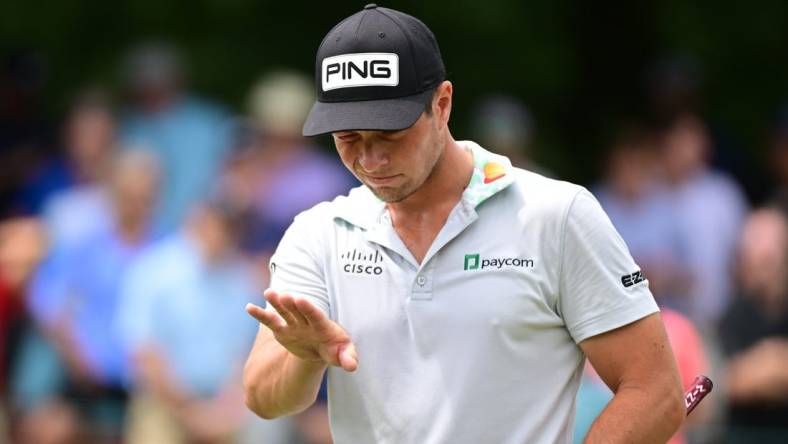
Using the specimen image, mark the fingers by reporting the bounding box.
[265,291,301,326]
[245,303,285,331]
[268,289,328,329]
[280,295,310,326]
[294,297,330,328]
[263,289,314,327]
[337,342,358,372]
[261,290,357,371]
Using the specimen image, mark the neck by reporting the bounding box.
[387,136,473,218]
[75,155,109,184]
[117,218,145,245]
[186,223,229,265]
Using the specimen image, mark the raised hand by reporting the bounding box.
[246,289,358,372]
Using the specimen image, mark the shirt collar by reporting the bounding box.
[459,140,515,207]
[333,140,514,230]
[332,185,386,230]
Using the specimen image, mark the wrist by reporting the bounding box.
[288,353,328,372]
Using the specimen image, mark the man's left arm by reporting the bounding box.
[580,312,685,444]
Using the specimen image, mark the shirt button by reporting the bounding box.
[416,275,426,286]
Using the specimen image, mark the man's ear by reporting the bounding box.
[434,80,453,126]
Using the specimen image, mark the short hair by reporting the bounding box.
[424,87,438,116]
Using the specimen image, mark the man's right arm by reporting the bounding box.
[242,326,327,419]
[243,289,357,419]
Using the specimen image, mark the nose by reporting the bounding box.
[357,139,389,172]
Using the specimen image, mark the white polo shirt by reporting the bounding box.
[269,141,658,444]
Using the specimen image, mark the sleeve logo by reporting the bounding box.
[322,53,399,91]
[621,270,645,288]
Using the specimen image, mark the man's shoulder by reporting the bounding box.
[289,184,379,232]
[273,186,373,264]
[512,167,582,192]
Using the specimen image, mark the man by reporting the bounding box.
[719,208,788,443]
[243,5,685,443]
[120,42,231,235]
[118,195,259,444]
[656,113,747,327]
[15,150,159,444]
[42,90,116,250]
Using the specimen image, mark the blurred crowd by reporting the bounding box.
[0,43,355,444]
[0,42,786,444]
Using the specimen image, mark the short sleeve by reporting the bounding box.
[559,189,659,343]
[268,213,330,316]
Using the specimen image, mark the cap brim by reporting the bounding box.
[302,88,433,137]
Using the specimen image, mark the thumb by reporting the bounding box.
[337,342,358,373]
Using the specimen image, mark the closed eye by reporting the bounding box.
[380,129,406,140]
[335,132,360,142]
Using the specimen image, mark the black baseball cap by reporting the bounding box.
[302,4,446,137]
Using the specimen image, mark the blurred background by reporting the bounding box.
[1,0,787,443]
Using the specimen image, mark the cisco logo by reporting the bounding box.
[341,248,384,275]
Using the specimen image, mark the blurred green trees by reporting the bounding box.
[1,0,786,185]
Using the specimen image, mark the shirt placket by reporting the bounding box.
[411,260,436,300]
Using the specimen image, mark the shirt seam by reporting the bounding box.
[271,215,331,315]
[570,292,659,343]
[557,188,584,318]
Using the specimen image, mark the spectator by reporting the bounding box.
[657,113,748,326]
[719,208,788,443]
[593,125,692,312]
[41,90,116,249]
[0,218,47,394]
[120,42,231,235]
[12,150,159,444]
[118,195,259,444]
[643,54,765,202]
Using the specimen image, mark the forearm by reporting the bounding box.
[728,338,788,403]
[583,383,684,444]
[580,313,687,444]
[134,347,192,408]
[44,323,96,381]
[243,333,327,419]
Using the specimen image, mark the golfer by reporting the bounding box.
[244,4,685,443]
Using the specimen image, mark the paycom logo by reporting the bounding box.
[464,253,534,271]
[464,254,481,270]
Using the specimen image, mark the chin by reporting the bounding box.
[369,184,414,203]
